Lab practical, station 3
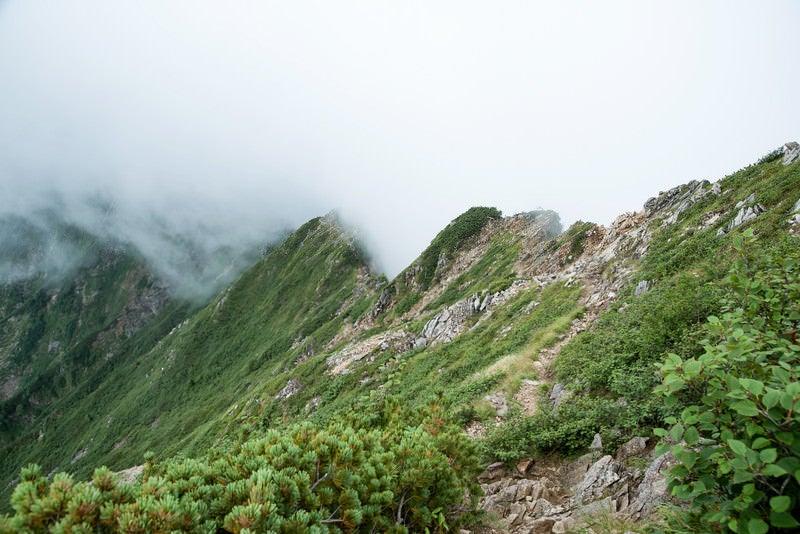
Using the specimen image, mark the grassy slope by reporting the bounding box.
[545,152,800,454]
[0,216,381,506]
[1,150,797,513]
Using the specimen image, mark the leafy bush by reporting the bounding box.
[0,396,483,533]
[757,147,783,165]
[657,230,800,533]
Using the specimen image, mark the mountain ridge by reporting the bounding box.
[1,143,799,531]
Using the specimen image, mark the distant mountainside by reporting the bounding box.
[1,143,799,531]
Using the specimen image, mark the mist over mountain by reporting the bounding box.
[2,2,798,294]
[0,182,314,300]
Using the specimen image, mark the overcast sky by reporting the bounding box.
[1,1,798,284]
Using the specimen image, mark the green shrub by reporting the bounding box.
[416,207,501,289]
[0,396,483,533]
[657,230,800,532]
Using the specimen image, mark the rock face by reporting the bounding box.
[783,141,800,165]
[717,194,766,236]
[476,438,676,533]
[274,377,302,400]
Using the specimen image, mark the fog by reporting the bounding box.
[1,1,798,298]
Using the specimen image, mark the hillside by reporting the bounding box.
[1,143,799,531]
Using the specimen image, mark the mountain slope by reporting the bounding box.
[0,144,798,530]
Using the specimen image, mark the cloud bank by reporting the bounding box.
[1,1,798,297]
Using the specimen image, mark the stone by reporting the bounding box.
[783,141,800,165]
[735,193,757,209]
[590,433,603,452]
[634,280,650,296]
[517,457,535,475]
[515,478,540,500]
[718,200,766,235]
[304,396,321,413]
[616,436,648,462]
[478,462,507,482]
[485,392,509,417]
[274,377,301,400]
[551,517,579,534]
[499,485,520,503]
[529,518,556,534]
[625,451,678,519]
[507,502,527,525]
[549,383,571,411]
[560,453,595,489]
[530,498,557,518]
[572,455,624,505]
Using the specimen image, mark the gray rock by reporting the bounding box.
[560,453,595,489]
[514,479,542,501]
[634,280,650,297]
[784,141,800,165]
[625,451,678,519]
[590,433,603,452]
[274,377,302,400]
[485,392,509,417]
[718,199,766,235]
[616,437,648,462]
[530,498,558,519]
[789,198,800,226]
[478,462,507,482]
[551,517,580,534]
[735,193,757,209]
[549,383,571,411]
[572,455,624,505]
[530,518,556,534]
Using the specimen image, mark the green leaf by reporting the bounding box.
[770,511,800,528]
[733,470,754,483]
[670,424,685,443]
[769,495,791,513]
[758,448,777,464]
[761,464,787,477]
[666,353,683,368]
[730,400,759,417]
[684,359,701,377]
[728,439,748,456]
[762,390,780,409]
[747,518,769,534]
[751,437,770,450]
[739,378,764,395]
[677,449,697,469]
[684,426,700,446]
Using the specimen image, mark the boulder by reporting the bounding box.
[625,451,678,519]
[783,141,800,165]
[530,518,556,534]
[572,455,625,505]
[274,377,301,400]
[616,436,649,462]
[634,280,650,297]
[717,195,766,235]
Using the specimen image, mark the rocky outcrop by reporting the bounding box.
[475,438,675,533]
[417,295,484,347]
[783,141,800,165]
[274,377,302,400]
[717,193,766,236]
[788,198,800,227]
[325,329,414,375]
